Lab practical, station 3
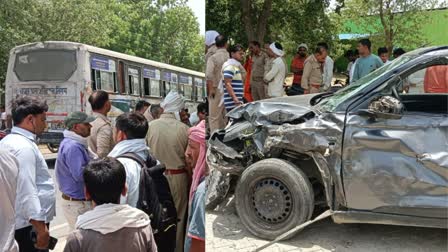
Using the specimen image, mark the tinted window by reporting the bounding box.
[14,49,77,81]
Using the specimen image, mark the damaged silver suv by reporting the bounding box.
[207,46,448,240]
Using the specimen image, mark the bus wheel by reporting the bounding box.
[47,143,59,153]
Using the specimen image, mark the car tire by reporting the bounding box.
[235,158,314,240]
[206,169,231,210]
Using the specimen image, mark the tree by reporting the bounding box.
[340,0,440,53]
[0,0,203,99]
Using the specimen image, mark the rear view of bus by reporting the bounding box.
[4,41,88,148]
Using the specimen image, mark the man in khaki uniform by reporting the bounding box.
[301,45,327,94]
[249,41,269,101]
[206,35,229,134]
[205,30,219,65]
[88,90,114,158]
[146,91,189,252]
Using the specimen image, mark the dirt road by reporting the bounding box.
[206,197,447,252]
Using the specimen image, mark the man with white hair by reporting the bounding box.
[264,42,287,98]
[145,91,189,252]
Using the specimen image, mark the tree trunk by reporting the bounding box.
[240,0,273,44]
[240,0,255,42]
[379,0,394,55]
[256,0,273,44]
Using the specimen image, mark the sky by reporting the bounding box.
[187,0,205,35]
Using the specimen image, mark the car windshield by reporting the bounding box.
[316,55,414,112]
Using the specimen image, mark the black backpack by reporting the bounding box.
[116,152,177,252]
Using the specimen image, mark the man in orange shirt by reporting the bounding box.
[243,52,254,102]
[288,44,308,95]
[424,65,448,93]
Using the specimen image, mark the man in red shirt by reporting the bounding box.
[424,65,448,93]
[243,52,254,102]
[288,44,308,95]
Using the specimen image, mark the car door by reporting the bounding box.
[341,55,448,218]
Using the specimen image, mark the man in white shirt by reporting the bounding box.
[0,149,19,252]
[108,112,156,207]
[0,96,56,252]
[1,105,7,130]
[264,42,287,98]
[317,42,334,91]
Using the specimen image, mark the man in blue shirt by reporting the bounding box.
[56,111,96,229]
[352,39,384,82]
[0,96,56,252]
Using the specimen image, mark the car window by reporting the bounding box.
[390,62,447,114]
[400,65,448,95]
[317,55,414,112]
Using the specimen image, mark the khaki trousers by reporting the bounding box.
[166,172,189,252]
[251,81,267,101]
[208,89,226,133]
[310,86,321,94]
[60,199,92,230]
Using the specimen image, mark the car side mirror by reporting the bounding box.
[357,95,404,120]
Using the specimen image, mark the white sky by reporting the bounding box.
[187,0,205,35]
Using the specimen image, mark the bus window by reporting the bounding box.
[128,67,140,95]
[151,79,161,97]
[118,61,125,93]
[90,69,117,92]
[195,78,204,102]
[143,78,150,96]
[90,56,117,92]
[164,81,171,96]
[170,73,178,91]
[14,49,76,81]
[143,67,162,97]
[180,75,193,100]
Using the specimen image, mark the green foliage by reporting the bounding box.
[337,0,441,53]
[0,0,203,95]
[206,0,338,61]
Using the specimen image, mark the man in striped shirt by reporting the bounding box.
[222,44,245,112]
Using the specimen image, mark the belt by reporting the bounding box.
[310,84,321,88]
[62,194,86,201]
[164,169,187,175]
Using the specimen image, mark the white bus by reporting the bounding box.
[4,41,205,150]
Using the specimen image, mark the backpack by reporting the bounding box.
[116,152,177,252]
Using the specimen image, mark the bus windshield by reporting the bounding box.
[14,49,77,81]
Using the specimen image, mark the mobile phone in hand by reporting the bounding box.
[30,229,58,250]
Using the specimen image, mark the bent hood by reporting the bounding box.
[226,94,316,126]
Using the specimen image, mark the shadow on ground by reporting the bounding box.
[208,197,448,251]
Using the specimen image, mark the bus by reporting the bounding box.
[4,41,205,151]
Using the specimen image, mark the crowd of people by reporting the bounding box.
[0,89,208,252]
[205,31,337,133]
[205,30,415,134]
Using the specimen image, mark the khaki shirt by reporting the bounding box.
[301,54,323,90]
[205,45,217,69]
[143,107,154,123]
[88,112,114,158]
[146,113,189,169]
[206,48,229,88]
[251,51,269,82]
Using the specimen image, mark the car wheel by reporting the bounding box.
[47,143,59,153]
[235,158,314,240]
[206,169,231,210]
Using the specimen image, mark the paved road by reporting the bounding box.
[206,196,448,252]
[45,160,70,252]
